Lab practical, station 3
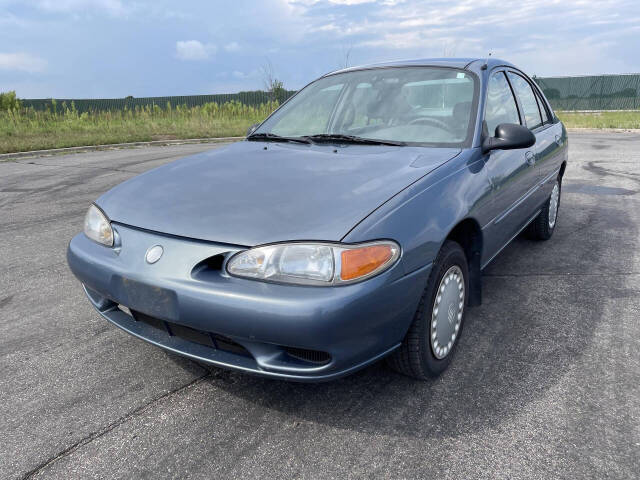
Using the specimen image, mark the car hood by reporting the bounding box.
[97,141,460,246]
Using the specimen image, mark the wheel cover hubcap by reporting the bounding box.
[431,265,465,359]
[549,182,560,229]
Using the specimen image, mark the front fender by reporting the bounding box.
[342,148,492,274]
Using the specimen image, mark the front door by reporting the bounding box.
[481,70,540,263]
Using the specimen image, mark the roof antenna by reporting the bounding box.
[481,52,492,70]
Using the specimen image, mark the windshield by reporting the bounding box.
[255,67,478,146]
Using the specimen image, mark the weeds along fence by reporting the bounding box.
[0,100,281,148]
[2,100,280,120]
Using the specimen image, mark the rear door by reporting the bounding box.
[481,70,539,262]
[506,71,557,209]
[531,81,566,200]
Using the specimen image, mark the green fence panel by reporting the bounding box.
[533,74,640,111]
[17,74,640,112]
[20,90,297,113]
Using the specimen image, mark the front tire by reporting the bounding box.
[387,240,468,379]
[527,178,561,240]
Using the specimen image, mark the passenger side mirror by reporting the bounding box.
[482,123,535,154]
[246,123,259,137]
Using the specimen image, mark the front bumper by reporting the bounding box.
[67,223,430,381]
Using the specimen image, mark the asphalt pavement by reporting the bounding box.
[1,132,639,479]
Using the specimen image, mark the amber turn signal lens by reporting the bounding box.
[340,245,394,281]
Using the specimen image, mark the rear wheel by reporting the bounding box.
[387,240,468,379]
[527,178,561,240]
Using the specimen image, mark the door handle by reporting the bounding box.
[525,151,535,166]
[555,134,563,146]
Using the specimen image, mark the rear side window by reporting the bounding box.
[535,90,550,124]
[484,71,520,136]
[507,72,542,129]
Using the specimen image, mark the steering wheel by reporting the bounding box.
[408,117,453,132]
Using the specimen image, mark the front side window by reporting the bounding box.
[507,72,543,129]
[484,71,521,136]
[256,67,479,146]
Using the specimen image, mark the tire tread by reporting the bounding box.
[527,178,561,241]
[387,240,466,379]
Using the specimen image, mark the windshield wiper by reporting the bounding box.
[305,134,406,146]
[246,132,311,144]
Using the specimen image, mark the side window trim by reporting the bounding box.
[534,91,549,126]
[502,71,524,125]
[483,68,523,137]
[510,68,555,123]
[531,90,545,129]
[532,85,552,125]
[529,81,549,127]
[503,70,525,126]
[506,69,544,131]
[512,68,555,127]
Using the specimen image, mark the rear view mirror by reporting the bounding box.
[246,123,259,136]
[482,123,535,153]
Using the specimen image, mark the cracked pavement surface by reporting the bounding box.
[1,132,639,479]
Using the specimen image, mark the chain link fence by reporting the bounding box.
[18,74,640,113]
[533,74,640,111]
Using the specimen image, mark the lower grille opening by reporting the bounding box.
[168,322,215,348]
[130,310,250,357]
[132,310,168,333]
[125,309,330,368]
[211,334,251,356]
[283,346,331,365]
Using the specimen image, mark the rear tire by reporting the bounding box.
[387,240,468,379]
[527,178,561,241]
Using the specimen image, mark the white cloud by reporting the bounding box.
[224,42,241,52]
[0,52,47,73]
[175,40,217,61]
[1,0,639,96]
[282,0,640,75]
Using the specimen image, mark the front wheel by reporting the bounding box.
[387,240,468,379]
[527,178,561,240]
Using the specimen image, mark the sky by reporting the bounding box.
[1,0,639,99]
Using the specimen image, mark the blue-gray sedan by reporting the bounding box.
[68,58,568,381]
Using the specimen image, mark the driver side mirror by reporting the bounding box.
[246,123,259,137]
[482,123,535,154]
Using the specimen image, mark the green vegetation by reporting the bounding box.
[2,87,640,155]
[0,91,21,111]
[556,110,640,129]
[0,99,278,154]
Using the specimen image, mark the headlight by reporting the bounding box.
[83,204,114,247]
[227,241,400,286]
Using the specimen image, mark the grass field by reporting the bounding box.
[1,102,639,154]
[0,101,276,154]
[556,110,640,129]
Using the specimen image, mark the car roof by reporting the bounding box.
[325,57,518,76]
